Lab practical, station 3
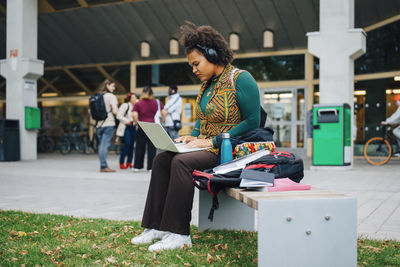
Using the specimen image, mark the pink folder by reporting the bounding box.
[267,178,311,192]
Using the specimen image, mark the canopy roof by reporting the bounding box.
[0,0,399,67]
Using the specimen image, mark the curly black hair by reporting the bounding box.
[179,21,233,66]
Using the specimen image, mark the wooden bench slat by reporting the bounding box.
[224,188,350,210]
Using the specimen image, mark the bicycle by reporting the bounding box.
[60,126,91,155]
[363,125,398,165]
[37,129,55,153]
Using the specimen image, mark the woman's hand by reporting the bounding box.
[175,136,197,143]
[185,138,213,148]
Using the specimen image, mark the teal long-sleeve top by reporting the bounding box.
[191,71,260,143]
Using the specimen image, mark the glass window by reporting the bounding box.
[355,20,400,74]
[136,63,200,87]
[233,55,305,81]
[314,57,319,79]
[263,91,293,122]
[136,55,305,87]
[271,125,291,148]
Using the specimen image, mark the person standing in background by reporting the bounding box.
[132,87,164,172]
[97,79,118,172]
[116,93,138,169]
[161,85,182,139]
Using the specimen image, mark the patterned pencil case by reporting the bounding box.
[233,141,275,159]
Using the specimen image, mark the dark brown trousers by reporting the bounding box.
[141,150,218,235]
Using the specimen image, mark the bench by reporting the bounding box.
[198,187,357,267]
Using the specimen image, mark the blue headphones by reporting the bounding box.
[196,44,219,64]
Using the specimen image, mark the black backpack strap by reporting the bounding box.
[208,195,219,222]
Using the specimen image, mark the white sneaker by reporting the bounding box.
[148,233,192,251]
[131,229,168,245]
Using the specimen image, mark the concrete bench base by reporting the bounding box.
[198,188,357,267]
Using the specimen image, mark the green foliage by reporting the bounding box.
[358,238,400,267]
[0,210,257,266]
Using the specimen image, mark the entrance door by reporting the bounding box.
[261,88,306,150]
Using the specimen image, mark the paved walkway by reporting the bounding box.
[0,153,399,241]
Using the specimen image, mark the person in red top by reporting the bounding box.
[132,87,164,171]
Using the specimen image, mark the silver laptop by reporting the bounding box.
[138,121,211,153]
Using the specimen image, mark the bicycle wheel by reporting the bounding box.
[45,137,55,153]
[364,137,392,165]
[60,137,71,155]
[80,135,91,154]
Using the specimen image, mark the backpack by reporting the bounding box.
[192,151,304,221]
[89,93,107,121]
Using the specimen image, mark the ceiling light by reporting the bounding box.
[42,92,58,97]
[141,41,150,58]
[229,33,239,51]
[354,90,366,96]
[263,30,274,48]
[394,76,400,81]
[169,39,179,56]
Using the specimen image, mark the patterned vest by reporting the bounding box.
[195,64,242,154]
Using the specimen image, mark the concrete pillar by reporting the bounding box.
[307,0,366,167]
[0,0,44,160]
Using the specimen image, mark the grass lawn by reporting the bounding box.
[1,210,399,266]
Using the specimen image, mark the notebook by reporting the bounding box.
[239,169,275,188]
[138,121,211,153]
[267,178,311,192]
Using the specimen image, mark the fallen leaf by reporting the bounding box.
[94,260,101,264]
[82,254,87,259]
[105,256,116,263]
[51,257,58,265]
[10,230,18,236]
[176,254,183,261]
[21,250,28,255]
[214,244,222,250]
[184,263,191,266]
[55,246,62,254]
[11,257,18,262]
[216,255,222,262]
[253,258,258,263]
[115,248,122,255]
[207,253,213,264]
[192,235,201,239]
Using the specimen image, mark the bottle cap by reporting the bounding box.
[222,132,230,138]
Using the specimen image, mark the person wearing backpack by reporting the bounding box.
[132,86,164,172]
[130,22,260,251]
[116,93,137,169]
[96,79,118,172]
[161,85,182,139]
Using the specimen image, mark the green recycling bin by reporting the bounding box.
[312,103,351,166]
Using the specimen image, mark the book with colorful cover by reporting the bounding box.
[267,178,311,192]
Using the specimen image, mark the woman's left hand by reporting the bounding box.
[185,138,213,148]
